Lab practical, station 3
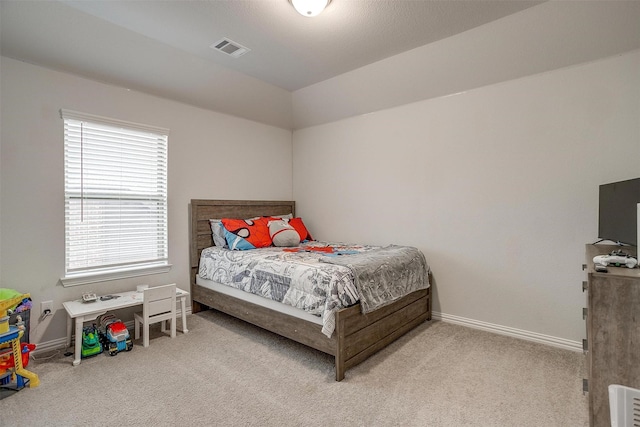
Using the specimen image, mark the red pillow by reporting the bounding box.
[288,217,313,241]
[221,217,272,250]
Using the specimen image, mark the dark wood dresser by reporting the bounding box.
[584,244,640,426]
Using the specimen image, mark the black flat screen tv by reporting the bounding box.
[598,177,640,246]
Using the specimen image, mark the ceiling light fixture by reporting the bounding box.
[289,0,331,17]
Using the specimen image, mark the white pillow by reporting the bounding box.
[267,219,300,247]
[271,213,293,220]
[209,219,228,248]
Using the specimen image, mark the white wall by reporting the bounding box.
[292,1,640,129]
[0,57,292,344]
[293,51,640,345]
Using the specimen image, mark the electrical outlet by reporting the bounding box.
[41,300,53,316]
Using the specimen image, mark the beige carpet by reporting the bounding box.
[2,311,588,426]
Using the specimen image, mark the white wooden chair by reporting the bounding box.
[134,283,177,347]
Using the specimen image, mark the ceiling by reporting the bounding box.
[2,1,640,129]
[1,0,542,91]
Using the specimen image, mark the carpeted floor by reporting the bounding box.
[1,311,588,426]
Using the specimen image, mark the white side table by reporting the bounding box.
[63,287,189,366]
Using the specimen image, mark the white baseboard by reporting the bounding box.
[31,308,192,356]
[432,311,583,352]
[32,337,69,355]
[32,308,580,355]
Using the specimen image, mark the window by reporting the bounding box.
[61,110,170,286]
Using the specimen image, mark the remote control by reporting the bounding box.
[594,264,608,273]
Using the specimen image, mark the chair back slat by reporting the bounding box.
[143,284,176,317]
[148,298,174,316]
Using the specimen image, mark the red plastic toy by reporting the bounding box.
[0,342,36,371]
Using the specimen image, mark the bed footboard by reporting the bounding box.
[334,287,430,381]
[193,284,337,355]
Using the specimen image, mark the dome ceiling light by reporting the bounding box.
[289,0,332,17]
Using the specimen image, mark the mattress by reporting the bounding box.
[195,275,323,326]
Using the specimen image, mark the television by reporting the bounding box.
[598,177,640,246]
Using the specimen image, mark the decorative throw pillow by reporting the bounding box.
[266,213,293,220]
[267,219,300,247]
[209,219,228,248]
[288,217,313,242]
[221,217,272,250]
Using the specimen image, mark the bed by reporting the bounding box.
[189,199,431,381]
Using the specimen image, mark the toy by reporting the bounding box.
[81,292,98,303]
[593,251,638,269]
[0,342,36,371]
[14,315,24,331]
[98,314,133,356]
[0,289,31,334]
[81,324,103,358]
[0,327,39,389]
[103,321,133,356]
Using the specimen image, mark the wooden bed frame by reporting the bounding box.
[189,199,431,381]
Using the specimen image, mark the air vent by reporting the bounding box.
[210,38,250,58]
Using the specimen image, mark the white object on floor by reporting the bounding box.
[134,283,177,348]
[609,384,640,427]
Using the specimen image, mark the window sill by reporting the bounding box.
[60,264,172,287]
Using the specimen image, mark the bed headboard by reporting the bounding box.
[189,199,296,285]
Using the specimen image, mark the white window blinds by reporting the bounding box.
[61,110,169,278]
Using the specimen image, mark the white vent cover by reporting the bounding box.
[210,38,250,58]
